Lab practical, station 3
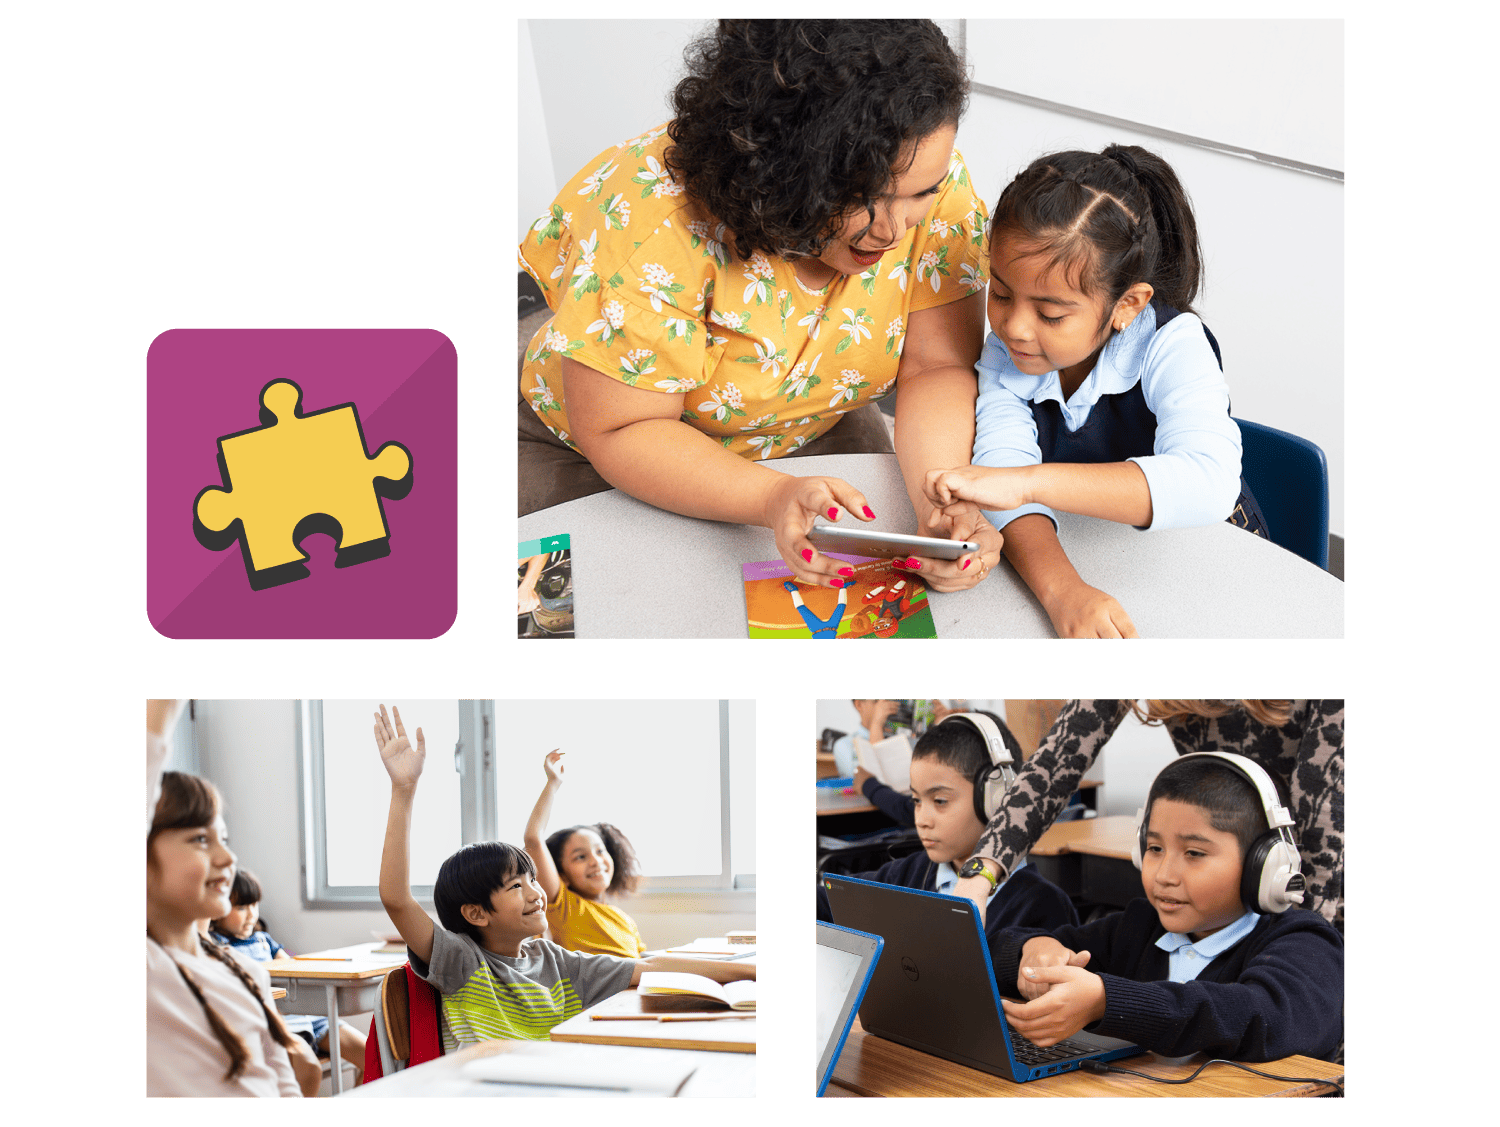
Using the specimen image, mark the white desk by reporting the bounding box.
[517,453,1342,637]
[267,942,406,1094]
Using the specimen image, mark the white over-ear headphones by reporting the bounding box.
[1132,752,1306,914]
[935,712,1019,823]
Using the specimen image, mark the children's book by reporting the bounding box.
[638,972,757,1012]
[852,733,914,795]
[519,534,574,638]
[741,556,936,639]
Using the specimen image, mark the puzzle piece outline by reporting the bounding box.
[192,378,415,591]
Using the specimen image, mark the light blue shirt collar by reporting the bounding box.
[935,858,1025,904]
[987,302,1159,431]
[1154,909,1260,983]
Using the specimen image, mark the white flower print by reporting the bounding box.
[836,307,873,354]
[698,383,747,423]
[748,251,775,278]
[927,217,957,238]
[578,159,617,200]
[887,259,911,292]
[746,336,787,378]
[598,192,631,231]
[743,267,775,305]
[710,309,745,331]
[586,298,628,344]
[779,353,822,400]
[544,328,570,354]
[654,376,699,392]
[527,374,556,410]
[639,262,683,312]
[829,368,870,408]
[797,304,827,341]
[741,413,778,431]
[959,263,985,295]
[618,348,657,385]
[747,434,784,460]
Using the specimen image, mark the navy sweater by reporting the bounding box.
[817,851,1077,940]
[991,899,1343,1061]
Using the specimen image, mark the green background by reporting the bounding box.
[2,0,1428,1116]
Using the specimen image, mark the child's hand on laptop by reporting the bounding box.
[1016,937,1091,999]
[1001,965,1106,1047]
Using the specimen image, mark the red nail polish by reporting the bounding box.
[892,560,907,570]
[906,558,921,569]
[838,567,853,577]
[830,578,845,588]
[827,507,840,520]
[802,549,814,562]
[862,506,875,519]
[962,558,972,570]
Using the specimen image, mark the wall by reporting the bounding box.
[194,699,752,954]
[520,19,1344,536]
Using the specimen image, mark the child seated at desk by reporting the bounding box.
[374,705,754,1051]
[818,713,1077,938]
[210,869,368,1085]
[989,753,1342,1061]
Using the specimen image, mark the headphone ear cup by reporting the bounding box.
[1241,833,1305,913]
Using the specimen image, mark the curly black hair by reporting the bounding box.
[546,822,642,897]
[666,20,969,262]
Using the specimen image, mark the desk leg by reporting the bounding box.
[326,983,342,1095]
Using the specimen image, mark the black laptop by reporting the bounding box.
[822,874,1142,1083]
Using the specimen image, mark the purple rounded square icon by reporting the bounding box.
[148,329,456,638]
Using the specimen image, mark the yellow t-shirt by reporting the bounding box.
[518,122,989,459]
[547,884,646,958]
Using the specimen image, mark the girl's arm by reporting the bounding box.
[893,294,1003,591]
[562,357,875,588]
[374,705,435,965]
[524,750,565,901]
[998,514,1138,639]
[629,955,756,987]
[928,461,1153,526]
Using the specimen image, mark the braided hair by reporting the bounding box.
[991,144,1204,330]
[149,771,299,1082]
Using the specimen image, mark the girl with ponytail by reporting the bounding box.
[924,146,1267,637]
[146,752,304,1096]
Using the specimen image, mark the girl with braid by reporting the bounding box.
[147,701,304,1096]
[925,147,1266,638]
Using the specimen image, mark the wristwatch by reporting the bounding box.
[958,857,999,889]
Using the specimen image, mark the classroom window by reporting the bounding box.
[487,699,755,890]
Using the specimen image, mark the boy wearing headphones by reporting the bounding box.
[817,713,1077,938]
[988,754,1343,1061]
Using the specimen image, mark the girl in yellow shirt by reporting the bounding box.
[523,750,646,958]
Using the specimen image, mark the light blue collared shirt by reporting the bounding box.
[934,858,1026,905]
[830,725,869,777]
[1154,909,1261,982]
[971,303,1242,532]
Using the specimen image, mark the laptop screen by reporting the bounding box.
[816,922,882,1096]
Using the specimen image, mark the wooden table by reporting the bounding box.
[550,987,756,1054]
[344,1036,755,1097]
[267,941,408,1094]
[1029,815,1142,909]
[517,453,1343,638]
[830,1020,1341,1097]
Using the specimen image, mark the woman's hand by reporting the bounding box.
[1044,580,1138,639]
[374,704,426,788]
[764,473,877,588]
[542,748,565,786]
[908,502,1003,592]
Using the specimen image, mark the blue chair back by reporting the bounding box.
[1233,418,1329,570]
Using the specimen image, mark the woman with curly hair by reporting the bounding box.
[519,20,1003,591]
[952,700,1344,931]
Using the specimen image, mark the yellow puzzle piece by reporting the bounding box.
[194,380,413,590]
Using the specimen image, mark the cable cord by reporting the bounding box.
[1081,1058,1342,1095]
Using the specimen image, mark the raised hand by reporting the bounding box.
[374,704,426,788]
[543,748,565,786]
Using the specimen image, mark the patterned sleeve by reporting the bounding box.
[1289,700,1343,930]
[972,700,1131,876]
[902,149,990,314]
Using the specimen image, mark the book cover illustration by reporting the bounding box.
[519,534,574,638]
[741,555,936,639]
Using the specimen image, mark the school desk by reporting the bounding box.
[550,987,756,1053]
[1029,814,1142,908]
[829,1019,1342,1097]
[342,1036,756,1097]
[516,452,1343,638]
[267,941,407,1094]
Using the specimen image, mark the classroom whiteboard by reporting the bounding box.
[965,20,1343,171]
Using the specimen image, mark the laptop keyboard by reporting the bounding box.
[1009,1034,1093,1066]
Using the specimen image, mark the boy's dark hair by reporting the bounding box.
[992,144,1203,326]
[911,710,1021,783]
[546,822,643,896]
[433,841,537,941]
[666,20,969,261]
[1145,757,1271,858]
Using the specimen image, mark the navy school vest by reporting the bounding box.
[1031,299,1268,537]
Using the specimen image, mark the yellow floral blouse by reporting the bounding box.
[519,122,989,460]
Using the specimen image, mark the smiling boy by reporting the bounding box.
[374,705,754,1050]
[817,713,1076,937]
[988,754,1342,1062]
